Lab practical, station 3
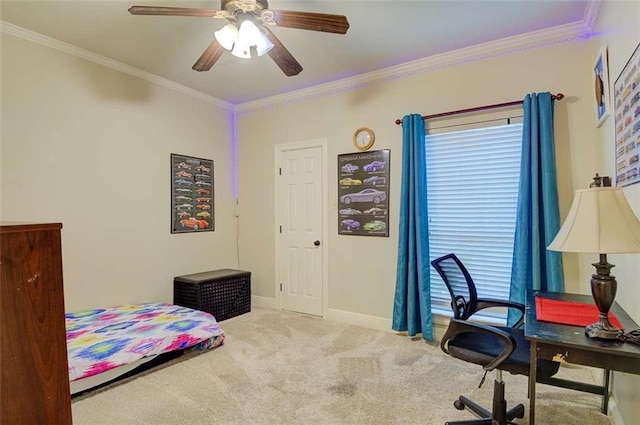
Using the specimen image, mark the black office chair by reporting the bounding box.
[431,253,560,425]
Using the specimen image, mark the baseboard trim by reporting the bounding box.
[323,308,450,338]
[609,398,625,425]
[324,308,393,332]
[251,295,277,309]
[247,301,395,332]
[251,300,450,339]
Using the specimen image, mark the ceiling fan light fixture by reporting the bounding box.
[231,18,269,59]
[231,38,251,59]
[231,45,251,59]
[255,30,274,56]
[214,23,238,51]
[129,2,348,75]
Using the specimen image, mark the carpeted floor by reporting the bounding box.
[72,308,612,425]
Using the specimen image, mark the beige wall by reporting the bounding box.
[237,38,596,319]
[0,34,238,312]
[591,1,640,423]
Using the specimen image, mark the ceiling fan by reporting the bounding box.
[128,0,350,76]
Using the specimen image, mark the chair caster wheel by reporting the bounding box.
[454,400,465,410]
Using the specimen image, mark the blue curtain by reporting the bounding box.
[508,93,564,325]
[392,114,432,341]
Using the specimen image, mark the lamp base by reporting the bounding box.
[586,254,622,340]
[586,317,623,339]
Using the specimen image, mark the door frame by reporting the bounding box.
[274,138,329,317]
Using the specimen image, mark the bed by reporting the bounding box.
[66,302,225,395]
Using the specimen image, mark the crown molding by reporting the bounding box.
[583,0,604,31]
[234,19,594,114]
[0,21,233,110]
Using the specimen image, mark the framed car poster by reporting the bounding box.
[171,153,214,234]
[337,149,390,237]
[614,42,640,187]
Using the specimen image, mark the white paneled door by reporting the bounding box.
[277,143,324,316]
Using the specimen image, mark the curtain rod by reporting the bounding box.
[394,93,564,125]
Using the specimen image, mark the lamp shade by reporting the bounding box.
[232,19,260,59]
[231,19,273,58]
[255,30,274,56]
[548,186,640,253]
[214,23,238,51]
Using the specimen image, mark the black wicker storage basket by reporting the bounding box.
[173,269,251,321]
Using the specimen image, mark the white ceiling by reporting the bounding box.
[0,0,591,105]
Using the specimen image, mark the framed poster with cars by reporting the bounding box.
[337,149,390,237]
[614,42,640,187]
[171,153,214,234]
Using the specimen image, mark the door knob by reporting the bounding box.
[314,240,321,247]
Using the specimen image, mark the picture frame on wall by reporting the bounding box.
[171,153,215,233]
[613,42,640,187]
[337,149,390,237]
[593,45,611,128]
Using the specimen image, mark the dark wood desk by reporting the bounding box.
[525,291,640,425]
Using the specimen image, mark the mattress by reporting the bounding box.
[70,355,159,395]
[66,302,225,390]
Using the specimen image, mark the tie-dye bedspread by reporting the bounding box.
[66,302,225,382]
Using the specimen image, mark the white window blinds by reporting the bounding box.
[426,123,522,318]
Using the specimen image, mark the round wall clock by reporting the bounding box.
[353,127,375,151]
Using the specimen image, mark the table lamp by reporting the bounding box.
[548,174,640,339]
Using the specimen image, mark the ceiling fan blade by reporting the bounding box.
[128,6,227,18]
[270,10,349,34]
[264,28,303,77]
[192,40,226,72]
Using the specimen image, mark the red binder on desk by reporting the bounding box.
[535,296,624,329]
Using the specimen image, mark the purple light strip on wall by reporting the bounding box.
[235,30,594,116]
[229,109,238,199]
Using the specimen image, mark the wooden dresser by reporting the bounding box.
[1,222,72,425]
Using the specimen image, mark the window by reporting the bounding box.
[426,122,522,319]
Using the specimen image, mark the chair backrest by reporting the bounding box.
[430,253,478,320]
